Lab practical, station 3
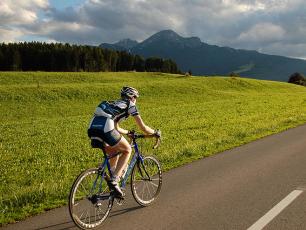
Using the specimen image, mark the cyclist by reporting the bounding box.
[88,86,160,198]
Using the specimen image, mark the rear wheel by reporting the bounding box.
[69,168,113,229]
[131,156,162,206]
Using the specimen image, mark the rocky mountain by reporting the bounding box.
[100,30,306,81]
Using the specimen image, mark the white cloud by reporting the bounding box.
[0,0,49,25]
[1,0,306,59]
[0,0,50,42]
[263,42,306,59]
[238,23,286,43]
[222,0,266,12]
[0,27,23,42]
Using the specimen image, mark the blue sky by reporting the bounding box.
[1,0,306,60]
[50,0,85,9]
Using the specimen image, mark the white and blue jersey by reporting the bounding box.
[96,99,139,122]
[87,99,139,146]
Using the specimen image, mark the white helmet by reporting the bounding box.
[120,86,139,99]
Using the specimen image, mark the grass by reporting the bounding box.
[0,72,306,225]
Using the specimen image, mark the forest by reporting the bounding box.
[0,42,180,73]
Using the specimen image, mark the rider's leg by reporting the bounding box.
[109,155,119,174]
[104,145,119,174]
[106,136,131,179]
[105,137,131,197]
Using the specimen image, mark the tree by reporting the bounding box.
[145,57,163,72]
[133,55,145,72]
[11,50,22,71]
[288,72,306,86]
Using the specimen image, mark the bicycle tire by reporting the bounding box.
[131,156,162,206]
[69,168,113,229]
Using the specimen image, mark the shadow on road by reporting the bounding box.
[109,205,144,218]
[33,220,75,230]
[33,205,144,230]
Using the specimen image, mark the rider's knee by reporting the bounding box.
[123,145,132,155]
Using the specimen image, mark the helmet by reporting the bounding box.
[120,86,139,99]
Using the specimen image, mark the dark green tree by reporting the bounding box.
[288,72,305,85]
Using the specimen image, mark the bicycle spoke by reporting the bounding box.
[88,210,91,224]
[79,209,86,220]
[145,182,152,198]
[80,182,88,195]
[69,168,113,229]
[149,181,158,188]
[131,156,162,206]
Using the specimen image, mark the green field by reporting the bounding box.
[1,72,306,225]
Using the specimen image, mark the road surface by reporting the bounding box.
[3,124,306,230]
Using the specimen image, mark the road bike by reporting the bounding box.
[69,132,162,229]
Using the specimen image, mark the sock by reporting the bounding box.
[111,175,120,183]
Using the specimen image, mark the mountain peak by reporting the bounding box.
[139,30,203,49]
[143,30,183,44]
[154,30,181,37]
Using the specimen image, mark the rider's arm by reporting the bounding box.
[114,122,129,135]
[133,115,155,135]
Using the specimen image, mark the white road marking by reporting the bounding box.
[247,189,304,230]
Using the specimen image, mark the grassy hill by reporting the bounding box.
[1,72,306,225]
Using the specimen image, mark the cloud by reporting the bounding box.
[238,23,286,43]
[0,0,49,25]
[1,0,306,59]
[263,42,306,59]
[0,0,49,42]
[0,27,23,43]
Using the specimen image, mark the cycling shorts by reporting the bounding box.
[88,116,122,146]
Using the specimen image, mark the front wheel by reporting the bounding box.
[69,168,113,229]
[131,156,162,206]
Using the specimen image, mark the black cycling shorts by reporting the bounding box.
[88,128,121,146]
[88,116,122,146]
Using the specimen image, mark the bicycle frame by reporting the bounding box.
[91,138,145,194]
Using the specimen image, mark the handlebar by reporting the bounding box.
[128,132,161,149]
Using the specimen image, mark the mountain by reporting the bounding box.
[100,30,306,81]
[100,38,138,51]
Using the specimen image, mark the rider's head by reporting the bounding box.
[120,86,139,102]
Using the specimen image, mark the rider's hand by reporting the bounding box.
[127,130,135,138]
[154,129,161,138]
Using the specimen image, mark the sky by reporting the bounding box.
[1,0,306,60]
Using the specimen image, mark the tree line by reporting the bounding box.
[0,42,180,73]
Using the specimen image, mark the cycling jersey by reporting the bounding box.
[87,99,139,146]
[96,99,139,122]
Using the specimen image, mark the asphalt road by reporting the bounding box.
[3,124,306,230]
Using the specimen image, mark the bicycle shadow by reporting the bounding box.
[33,220,76,230]
[33,205,144,230]
[109,205,144,218]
